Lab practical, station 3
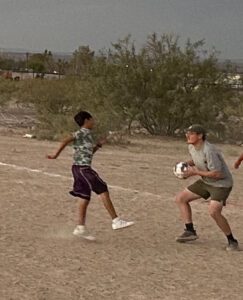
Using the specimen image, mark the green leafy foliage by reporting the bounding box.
[0,78,20,106]
[0,34,238,141]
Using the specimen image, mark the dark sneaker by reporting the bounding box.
[176,230,198,243]
[226,241,240,251]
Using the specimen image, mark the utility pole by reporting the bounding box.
[25,52,29,71]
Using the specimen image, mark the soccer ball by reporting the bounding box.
[173,162,188,179]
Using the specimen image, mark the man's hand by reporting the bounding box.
[46,154,58,159]
[183,166,199,178]
[234,160,241,169]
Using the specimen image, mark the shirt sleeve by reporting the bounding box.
[205,147,223,172]
[72,132,77,140]
[72,130,82,141]
[188,145,194,161]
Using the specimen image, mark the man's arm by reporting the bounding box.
[234,153,243,169]
[46,135,74,159]
[186,147,225,179]
[185,167,224,179]
[186,160,195,166]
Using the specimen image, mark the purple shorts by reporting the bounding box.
[69,165,108,200]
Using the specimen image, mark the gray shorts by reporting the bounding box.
[187,179,232,206]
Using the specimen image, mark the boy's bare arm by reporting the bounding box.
[93,137,107,154]
[47,136,74,159]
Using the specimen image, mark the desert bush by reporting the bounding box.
[17,75,125,139]
[99,34,235,137]
[0,78,20,106]
[2,33,240,143]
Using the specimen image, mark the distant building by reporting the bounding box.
[0,70,64,80]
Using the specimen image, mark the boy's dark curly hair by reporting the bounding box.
[74,111,92,127]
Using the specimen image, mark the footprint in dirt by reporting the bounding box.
[44,227,74,239]
[44,227,98,242]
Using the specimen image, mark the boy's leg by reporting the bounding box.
[70,165,95,239]
[73,198,95,241]
[85,167,134,229]
[98,191,134,229]
[99,191,118,220]
[77,198,89,225]
[175,188,201,242]
[208,200,239,250]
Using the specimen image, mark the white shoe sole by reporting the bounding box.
[73,232,96,241]
[112,222,135,230]
[176,236,198,243]
[225,246,240,251]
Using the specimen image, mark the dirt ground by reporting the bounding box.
[1,132,243,300]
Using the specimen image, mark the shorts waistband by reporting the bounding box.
[73,164,91,168]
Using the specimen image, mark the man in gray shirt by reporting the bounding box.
[175,124,239,251]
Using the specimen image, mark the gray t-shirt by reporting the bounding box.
[188,141,233,188]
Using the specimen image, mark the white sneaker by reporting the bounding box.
[73,225,96,241]
[112,218,135,230]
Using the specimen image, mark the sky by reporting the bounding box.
[0,0,243,59]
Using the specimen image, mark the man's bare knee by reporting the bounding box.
[175,191,188,205]
[208,206,221,219]
[175,193,182,204]
[209,209,217,219]
[175,189,200,205]
[208,201,223,219]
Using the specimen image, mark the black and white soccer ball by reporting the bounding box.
[173,162,188,179]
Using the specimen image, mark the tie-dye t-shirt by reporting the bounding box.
[72,128,94,166]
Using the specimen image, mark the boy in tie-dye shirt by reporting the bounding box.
[47,111,134,240]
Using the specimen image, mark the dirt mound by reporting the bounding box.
[0,102,36,135]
